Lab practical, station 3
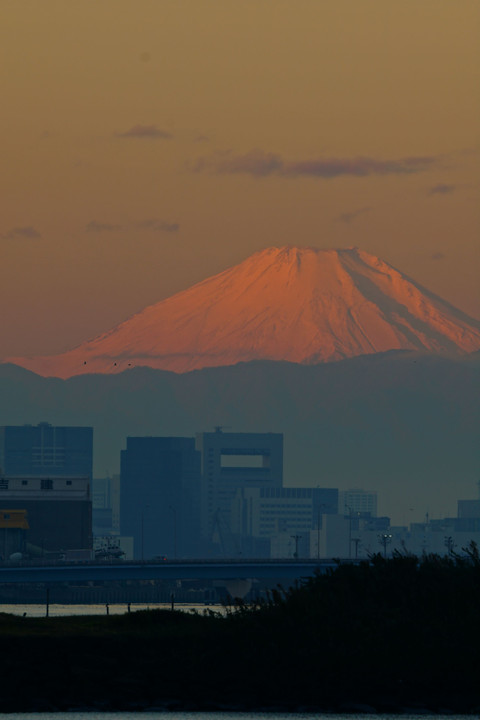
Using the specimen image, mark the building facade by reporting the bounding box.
[231,486,338,558]
[92,475,121,536]
[338,488,377,517]
[0,509,29,560]
[0,475,92,552]
[0,424,93,554]
[0,423,93,478]
[195,431,283,543]
[120,436,201,560]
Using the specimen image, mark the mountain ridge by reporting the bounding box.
[6,246,480,378]
[1,351,478,523]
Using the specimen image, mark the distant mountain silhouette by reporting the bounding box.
[6,246,480,378]
[1,351,478,522]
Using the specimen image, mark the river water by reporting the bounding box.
[0,602,222,617]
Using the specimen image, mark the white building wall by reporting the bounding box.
[322,515,350,558]
[339,489,377,517]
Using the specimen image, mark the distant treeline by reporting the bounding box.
[1,548,479,713]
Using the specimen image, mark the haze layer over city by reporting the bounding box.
[1,1,479,544]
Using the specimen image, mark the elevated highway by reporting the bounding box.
[0,559,339,585]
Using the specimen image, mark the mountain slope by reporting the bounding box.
[7,246,480,378]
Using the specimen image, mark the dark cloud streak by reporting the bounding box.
[85,219,179,235]
[135,219,179,233]
[116,125,173,139]
[86,221,122,233]
[195,149,437,179]
[1,226,42,240]
[429,184,456,195]
[195,149,283,177]
[337,207,371,224]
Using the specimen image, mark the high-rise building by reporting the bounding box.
[0,424,93,553]
[0,423,93,478]
[338,488,377,517]
[457,499,480,519]
[195,431,283,542]
[120,437,201,560]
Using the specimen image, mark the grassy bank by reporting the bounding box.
[1,550,479,713]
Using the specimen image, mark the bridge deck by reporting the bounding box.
[0,560,340,584]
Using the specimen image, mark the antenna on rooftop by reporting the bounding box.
[214,425,232,433]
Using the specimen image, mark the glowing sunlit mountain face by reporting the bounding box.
[7,246,480,378]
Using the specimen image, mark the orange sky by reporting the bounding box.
[1,0,479,358]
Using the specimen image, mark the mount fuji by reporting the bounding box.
[7,246,480,378]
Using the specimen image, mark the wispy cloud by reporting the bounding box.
[1,226,42,240]
[285,156,436,178]
[194,149,437,179]
[116,124,173,139]
[135,219,179,233]
[86,221,122,233]
[431,251,446,261]
[195,149,283,177]
[428,184,456,195]
[337,207,371,224]
[85,219,179,234]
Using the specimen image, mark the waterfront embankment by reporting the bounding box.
[0,551,479,713]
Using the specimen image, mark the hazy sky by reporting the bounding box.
[1,0,479,359]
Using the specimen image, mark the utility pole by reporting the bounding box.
[345,505,353,559]
[317,506,320,560]
[170,506,177,559]
[141,506,149,562]
[352,537,361,559]
[291,534,302,559]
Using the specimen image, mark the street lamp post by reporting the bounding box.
[378,533,392,558]
[291,534,302,559]
[316,504,326,560]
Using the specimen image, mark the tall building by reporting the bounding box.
[0,423,93,478]
[120,436,201,560]
[0,424,93,553]
[195,431,283,542]
[338,488,377,517]
[457,499,480,519]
